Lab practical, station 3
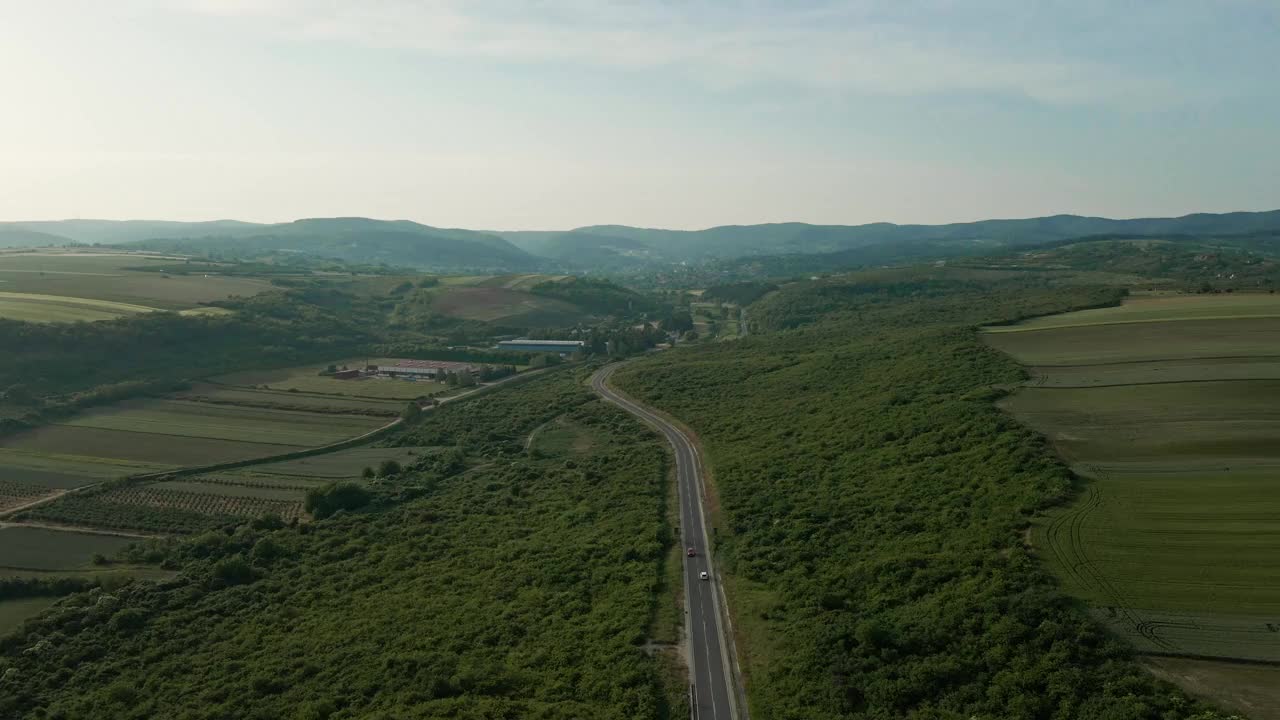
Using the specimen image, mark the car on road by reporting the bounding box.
[687,547,696,557]
[699,571,709,581]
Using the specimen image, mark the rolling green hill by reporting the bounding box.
[127,219,540,272]
[7,210,1280,272]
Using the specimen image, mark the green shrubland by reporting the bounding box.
[611,269,1238,719]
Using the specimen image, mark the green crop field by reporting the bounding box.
[248,446,436,479]
[59,399,384,447]
[177,383,403,415]
[0,425,296,466]
[986,293,1280,332]
[988,295,1280,664]
[0,526,134,572]
[1025,356,1280,387]
[0,251,271,310]
[985,316,1280,365]
[0,449,166,486]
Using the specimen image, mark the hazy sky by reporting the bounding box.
[2,1,1278,229]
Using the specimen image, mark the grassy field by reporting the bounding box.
[1144,657,1280,720]
[212,360,453,401]
[0,292,154,322]
[987,295,1280,669]
[59,399,385,447]
[430,286,587,325]
[999,381,1280,463]
[0,597,60,636]
[530,416,598,457]
[0,251,271,310]
[0,526,134,571]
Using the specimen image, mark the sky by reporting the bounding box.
[1,0,1278,230]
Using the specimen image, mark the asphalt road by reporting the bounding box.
[591,364,739,720]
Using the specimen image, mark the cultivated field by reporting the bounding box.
[212,360,452,401]
[0,251,271,312]
[988,293,1280,332]
[986,317,1280,365]
[0,479,59,514]
[430,286,586,326]
[0,375,400,539]
[20,483,306,534]
[0,448,167,486]
[985,295,1280,674]
[246,446,436,479]
[59,399,384,447]
[0,292,154,322]
[1,424,303,466]
[177,383,403,415]
[0,526,134,572]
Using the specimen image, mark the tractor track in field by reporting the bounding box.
[1043,466,1177,651]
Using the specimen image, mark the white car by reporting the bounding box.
[699,571,709,581]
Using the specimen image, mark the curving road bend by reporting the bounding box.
[591,364,742,720]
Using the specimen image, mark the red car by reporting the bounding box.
[686,547,696,557]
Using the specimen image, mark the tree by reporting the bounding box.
[378,459,403,477]
[304,482,372,519]
[458,371,476,388]
[401,402,422,422]
[361,466,375,479]
[660,311,694,333]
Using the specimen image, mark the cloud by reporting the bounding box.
[162,0,1270,106]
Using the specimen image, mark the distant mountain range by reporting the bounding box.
[3,210,1279,272]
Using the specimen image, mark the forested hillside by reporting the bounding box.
[611,270,1235,719]
[0,369,682,719]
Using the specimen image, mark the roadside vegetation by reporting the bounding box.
[611,269,1240,719]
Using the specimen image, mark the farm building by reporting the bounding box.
[331,369,361,380]
[370,360,479,380]
[497,339,585,355]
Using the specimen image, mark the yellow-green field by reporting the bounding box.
[0,292,155,322]
[985,295,1280,668]
[0,251,271,318]
[987,292,1280,332]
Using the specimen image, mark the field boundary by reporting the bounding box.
[127,367,555,482]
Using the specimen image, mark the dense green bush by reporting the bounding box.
[303,482,372,519]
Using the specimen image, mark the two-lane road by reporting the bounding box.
[591,364,741,720]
